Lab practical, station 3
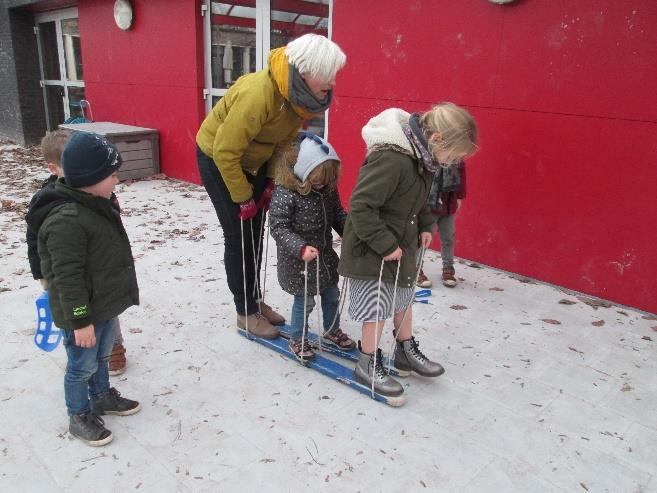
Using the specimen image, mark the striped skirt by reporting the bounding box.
[347,278,414,322]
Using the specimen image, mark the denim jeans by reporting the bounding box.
[289,285,340,340]
[436,214,455,268]
[62,318,116,416]
[196,146,268,316]
[113,318,123,345]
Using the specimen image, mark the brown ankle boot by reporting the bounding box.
[109,344,126,376]
[259,302,286,326]
[442,267,457,288]
[237,312,279,339]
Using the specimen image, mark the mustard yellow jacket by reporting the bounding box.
[196,49,307,203]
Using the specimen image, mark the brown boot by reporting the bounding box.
[442,266,457,288]
[109,344,126,376]
[416,269,432,288]
[237,312,279,339]
[259,302,286,326]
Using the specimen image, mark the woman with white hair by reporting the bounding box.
[196,34,346,339]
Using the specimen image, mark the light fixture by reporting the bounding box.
[114,0,133,31]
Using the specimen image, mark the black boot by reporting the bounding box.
[69,411,113,446]
[394,336,445,377]
[91,387,141,416]
[354,342,404,397]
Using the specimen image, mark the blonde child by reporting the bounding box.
[338,103,478,397]
[270,132,355,361]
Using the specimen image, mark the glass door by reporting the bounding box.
[203,0,333,136]
[35,8,85,131]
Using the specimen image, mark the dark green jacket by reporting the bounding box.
[338,149,435,288]
[36,180,139,329]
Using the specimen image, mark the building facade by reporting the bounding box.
[2,0,656,313]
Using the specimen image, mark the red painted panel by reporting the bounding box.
[496,1,657,121]
[78,0,204,183]
[332,0,503,106]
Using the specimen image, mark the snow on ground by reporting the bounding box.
[0,140,656,492]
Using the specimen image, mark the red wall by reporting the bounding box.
[78,0,204,183]
[330,0,657,313]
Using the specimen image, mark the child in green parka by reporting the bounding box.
[32,132,141,446]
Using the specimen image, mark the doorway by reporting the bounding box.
[35,7,85,131]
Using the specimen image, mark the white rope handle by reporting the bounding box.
[386,246,427,372]
[261,214,270,302]
[252,213,264,299]
[315,256,323,354]
[372,258,386,399]
[301,259,310,363]
[249,220,262,312]
[240,218,250,336]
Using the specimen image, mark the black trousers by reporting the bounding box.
[196,146,268,316]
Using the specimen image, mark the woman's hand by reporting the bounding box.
[383,247,403,261]
[256,179,275,211]
[301,245,319,262]
[420,231,433,248]
[238,199,258,220]
[74,324,96,348]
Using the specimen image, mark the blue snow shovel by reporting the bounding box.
[414,289,432,304]
[34,292,63,351]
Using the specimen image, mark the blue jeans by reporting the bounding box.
[289,285,340,340]
[62,318,116,416]
[113,318,123,345]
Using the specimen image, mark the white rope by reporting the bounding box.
[240,218,250,336]
[300,259,310,364]
[372,258,386,399]
[252,212,267,301]
[260,214,271,303]
[386,246,427,373]
[315,256,323,354]
[249,220,262,313]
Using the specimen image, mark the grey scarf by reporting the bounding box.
[289,66,333,114]
[404,113,461,209]
[401,115,439,174]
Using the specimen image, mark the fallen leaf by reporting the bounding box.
[489,287,504,291]
[591,320,605,327]
[577,296,612,309]
[541,319,561,325]
[641,336,653,342]
[580,482,589,491]
[621,383,633,392]
[641,314,657,321]
[450,305,468,310]
[559,299,577,305]
[128,328,143,334]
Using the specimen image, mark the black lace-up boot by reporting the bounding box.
[69,411,113,446]
[91,387,141,416]
[354,343,404,397]
[394,336,445,377]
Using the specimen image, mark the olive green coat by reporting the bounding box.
[338,149,435,288]
[37,180,139,329]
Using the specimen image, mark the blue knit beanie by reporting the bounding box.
[62,132,122,188]
[293,132,340,182]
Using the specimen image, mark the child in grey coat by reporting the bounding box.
[269,133,355,361]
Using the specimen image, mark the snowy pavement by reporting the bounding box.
[1,141,656,492]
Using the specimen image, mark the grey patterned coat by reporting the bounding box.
[269,178,346,297]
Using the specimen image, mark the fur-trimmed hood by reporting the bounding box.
[361,108,414,157]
